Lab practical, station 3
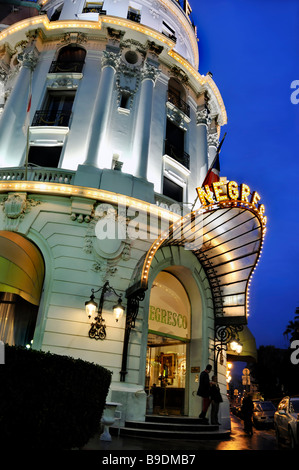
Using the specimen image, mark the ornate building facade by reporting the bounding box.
[0,0,265,431]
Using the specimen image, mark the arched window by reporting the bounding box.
[49,45,86,73]
[167,77,190,117]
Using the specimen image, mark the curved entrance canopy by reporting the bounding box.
[131,198,266,327]
[0,231,44,305]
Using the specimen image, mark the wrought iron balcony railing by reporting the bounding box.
[162,32,177,43]
[167,89,190,117]
[49,61,85,73]
[82,7,106,14]
[164,140,190,170]
[127,11,141,23]
[32,110,72,127]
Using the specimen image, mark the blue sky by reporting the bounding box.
[190,0,299,348]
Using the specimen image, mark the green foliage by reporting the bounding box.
[284,307,299,342]
[0,345,112,449]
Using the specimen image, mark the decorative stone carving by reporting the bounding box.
[197,105,211,126]
[4,193,27,220]
[60,32,87,45]
[141,61,160,83]
[48,77,78,90]
[1,193,40,231]
[208,132,219,148]
[102,50,122,70]
[166,101,190,130]
[170,66,189,84]
[17,46,39,71]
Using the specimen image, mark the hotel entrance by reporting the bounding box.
[145,271,190,415]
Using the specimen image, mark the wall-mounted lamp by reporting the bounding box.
[85,280,125,340]
[230,340,243,355]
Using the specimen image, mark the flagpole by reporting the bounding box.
[191,132,227,211]
[24,68,33,181]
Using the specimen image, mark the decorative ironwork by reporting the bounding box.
[214,324,243,376]
[49,61,85,73]
[127,11,141,23]
[83,7,107,15]
[167,89,190,117]
[32,110,72,127]
[120,288,145,382]
[86,281,124,341]
[164,140,190,170]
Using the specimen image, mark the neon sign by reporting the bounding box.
[196,181,267,225]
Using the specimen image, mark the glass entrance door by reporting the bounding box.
[145,271,190,415]
[146,334,187,415]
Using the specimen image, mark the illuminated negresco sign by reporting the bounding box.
[196,181,267,226]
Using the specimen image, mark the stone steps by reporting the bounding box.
[113,415,230,441]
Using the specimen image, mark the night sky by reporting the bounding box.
[190,0,299,349]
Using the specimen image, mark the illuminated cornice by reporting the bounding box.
[0,180,180,222]
[0,16,227,125]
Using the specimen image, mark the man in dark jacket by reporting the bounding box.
[197,364,212,423]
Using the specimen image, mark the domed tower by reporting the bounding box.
[0,1,264,432]
[0,0,226,205]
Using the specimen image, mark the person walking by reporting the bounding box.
[241,393,254,436]
[197,364,212,423]
[210,375,223,425]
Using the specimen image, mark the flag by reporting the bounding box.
[201,132,226,187]
[202,152,220,187]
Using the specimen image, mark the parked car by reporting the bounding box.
[274,396,299,448]
[252,401,276,428]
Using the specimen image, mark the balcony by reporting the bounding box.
[164,140,190,170]
[82,7,106,14]
[127,11,141,23]
[49,61,85,73]
[162,32,177,43]
[0,167,75,184]
[32,110,72,127]
[167,90,190,117]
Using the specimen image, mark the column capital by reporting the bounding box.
[17,46,39,70]
[140,61,160,83]
[208,131,219,148]
[101,50,121,71]
[196,105,211,126]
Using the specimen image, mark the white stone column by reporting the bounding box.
[84,49,120,168]
[0,47,38,167]
[207,119,219,167]
[196,104,210,183]
[132,61,160,179]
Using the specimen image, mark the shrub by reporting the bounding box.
[0,345,112,449]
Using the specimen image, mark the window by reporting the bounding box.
[164,119,189,169]
[119,92,131,110]
[163,176,183,202]
[168,77,190,117]
[32,90,75,127]
[28,146,62,168]
[162,21,177,42]
[127,6,141,23]
[0,292,39,348]
[83,2,106,14]
[49,45,86,73]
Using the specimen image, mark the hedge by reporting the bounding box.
[0,345,112,449]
